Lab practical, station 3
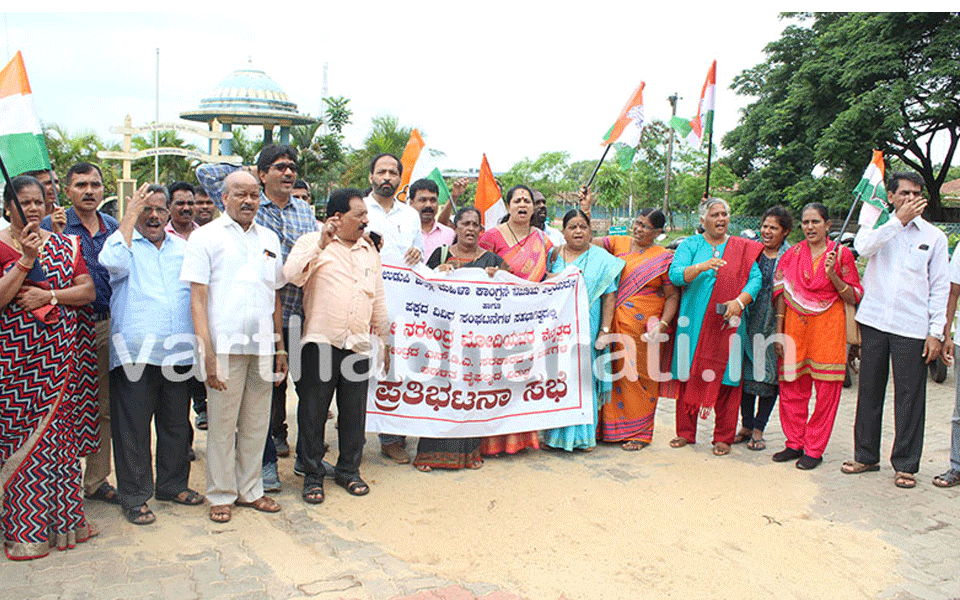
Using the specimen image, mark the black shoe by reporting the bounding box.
[274,436,290,457]
[772,447,803,463]
[796,454,823,470]
[195,411,208,430]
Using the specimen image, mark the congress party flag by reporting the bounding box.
[670,60,716,147]
[475,154,505,228]
[601,82,646,169]
[0,51,51,177]
[855,150,890,229]
[399,128,450,204]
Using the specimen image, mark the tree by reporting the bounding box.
[290,96,353,198]
[130,130,199,185]
[725,12,960,218]
[342,114,416,188]
[42,123,119,198]
[499,151,578,199]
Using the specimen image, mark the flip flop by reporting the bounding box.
[669,437,691,448]
[621,440,649,451]
[713,442,731,456]
[747,437,766,451]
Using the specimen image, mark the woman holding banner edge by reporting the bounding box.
[541,209,624,451]
[414,207,505,471]
[477,184,553,456]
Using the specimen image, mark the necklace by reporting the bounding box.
[451,246,481,264]
[6,229,45,259]
[505,222,529,246]
[706,234,727,258]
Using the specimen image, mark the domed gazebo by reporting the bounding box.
[180,60,316,155]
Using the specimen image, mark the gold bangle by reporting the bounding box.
[776,315,785,319]
[839,284,850,294]
[275,350,288,356]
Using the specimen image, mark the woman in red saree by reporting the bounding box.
[0,176,97,560]
[477,184,552,455]
[772,203,862,470]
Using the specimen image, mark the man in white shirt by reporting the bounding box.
[363,153,423,464]
[842,172,949,489]
[181,170,288,522]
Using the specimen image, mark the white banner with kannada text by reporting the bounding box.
[366,264,593,437]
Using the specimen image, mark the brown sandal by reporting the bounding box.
[235,496,281,513]
[209,504,231,523]
[621,440,649,451]
[713,442,731,456]
[669,437,691,448]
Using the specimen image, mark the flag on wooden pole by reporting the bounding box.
[0,51,51,176]
[670,60,716,147]
[474,154,505,227]
[855,150,889,229]
[601,82,646,169]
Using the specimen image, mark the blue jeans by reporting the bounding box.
[952,366,960,472]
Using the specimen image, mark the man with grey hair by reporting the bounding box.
[100,183,203,525]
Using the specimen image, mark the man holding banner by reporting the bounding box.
[284,188,389,502]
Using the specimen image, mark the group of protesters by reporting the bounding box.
[2,142,960,562]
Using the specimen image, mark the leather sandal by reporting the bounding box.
[335,475,370,496]
[933,469,960,488]
[155,489,204,505]
[209,504,231,523]
[894,472,916,489]
[235,496,281,512]
[302,484,325,505]
[669,437,691,448]
[122,504,155,526]
[840,460,880,474]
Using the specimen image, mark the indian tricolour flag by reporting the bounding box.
[0,51,51,176]
[670,60,716,147]
[855,149,889,229]
[474,154,505,228]
[601,82,645,170]
[399,128,451,204]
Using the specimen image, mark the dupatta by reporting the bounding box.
[773,241,862,315]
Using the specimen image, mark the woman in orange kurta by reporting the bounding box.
[772,203,862,470]
[595,209,678,450]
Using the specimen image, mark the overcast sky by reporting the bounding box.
[6,7,947,174]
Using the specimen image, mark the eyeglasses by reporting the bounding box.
[271,162,298,173]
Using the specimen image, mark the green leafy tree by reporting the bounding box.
[130,130,199,185]
[343,114,416,188]
[42,123,119,197]
[499,151,578,199]
[725,12,960,218]
[290,96,353,199]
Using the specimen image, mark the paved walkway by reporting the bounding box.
[1,367,958,599]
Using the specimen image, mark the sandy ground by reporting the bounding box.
[115,403,900,600]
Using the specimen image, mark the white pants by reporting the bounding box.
[205,354,273,506]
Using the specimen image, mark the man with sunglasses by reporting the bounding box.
[196,144,319,492]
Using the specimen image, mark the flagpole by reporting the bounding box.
[703,125,714,198]
[585,144,612,189]
[0,154,27,224]
[832,196,862,258]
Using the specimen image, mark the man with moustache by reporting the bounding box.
[197,145,318,491]
[363,153,424,464]
[409,178,454,259]
[181,170,286,523]
[165,182,198,240]
[532,189,563,246]
[284,188,389,502]
[99,183,202,525]
[193,187,216,227]
[41,162,120,505]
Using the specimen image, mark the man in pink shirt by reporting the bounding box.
[283,188,389,504]
[409,179,454,262]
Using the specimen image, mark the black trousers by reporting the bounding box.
[854,324,927,473]
[271,326,304,440]
[741,393,777,432]
[110,364,192,509]
[298,343,369,486]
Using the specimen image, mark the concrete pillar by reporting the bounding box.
[220,122,233,156]
[264,125,273,145]
[279,126,290,144]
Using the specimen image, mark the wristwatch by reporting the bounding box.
[49,289,58,306]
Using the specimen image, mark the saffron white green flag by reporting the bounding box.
[399,129,451,204]
[601,82,646,170]
[670,60,716,147]
[855,150,889,229]
[0,51,51,176]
